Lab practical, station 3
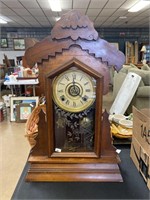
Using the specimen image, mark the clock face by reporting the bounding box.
[52,68,96,113]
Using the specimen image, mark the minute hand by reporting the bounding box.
[72,78,76,85]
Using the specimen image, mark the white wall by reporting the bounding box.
[0,51,25,65]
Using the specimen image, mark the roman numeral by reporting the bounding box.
[65,99,70,105]
[64,75,70,81]
[73,102,76,107]
[80,76,83,81]
[80,100,84,104]
[72,73,76,79]
[85,89,91,92]
[59,82,65,85]
[84,82,89,86]
[58,89,63,93]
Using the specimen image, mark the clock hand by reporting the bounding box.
[71,81,80,95]
[72,77,75,85]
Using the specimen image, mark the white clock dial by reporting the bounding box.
[52,69,96,113]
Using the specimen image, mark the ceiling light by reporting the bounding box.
[119,16,127,19]
[0,18,7,24]
[128,0,150,12]
[49,0,61,12]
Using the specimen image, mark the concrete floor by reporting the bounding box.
[1,113,31,200]
[0,88,113,200]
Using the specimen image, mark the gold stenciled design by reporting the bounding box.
[56,117,65,128]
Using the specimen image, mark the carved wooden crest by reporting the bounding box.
[24,10,125,71]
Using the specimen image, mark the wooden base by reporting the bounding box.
[26,163,123,182]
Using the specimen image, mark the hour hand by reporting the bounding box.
[72,78,75,85]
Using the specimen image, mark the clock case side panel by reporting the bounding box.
[26,63,49,156]
[45,58,103,158]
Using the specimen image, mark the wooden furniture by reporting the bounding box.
[125,41,138,64]
[24,10,125,182]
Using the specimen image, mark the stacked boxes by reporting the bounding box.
[130,107,150,190]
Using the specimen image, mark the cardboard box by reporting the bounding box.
[132,107,150,156]
[130,136,150,190]
[130,107,150,190]
[130,136,141,171]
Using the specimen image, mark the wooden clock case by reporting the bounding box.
[24,10,125,182]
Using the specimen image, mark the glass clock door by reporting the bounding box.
[52,67,97,152]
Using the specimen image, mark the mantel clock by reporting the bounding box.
[24,10,125,182]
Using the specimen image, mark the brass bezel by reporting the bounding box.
[52,69,96,113]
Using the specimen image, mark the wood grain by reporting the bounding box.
[25,10,123,182]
